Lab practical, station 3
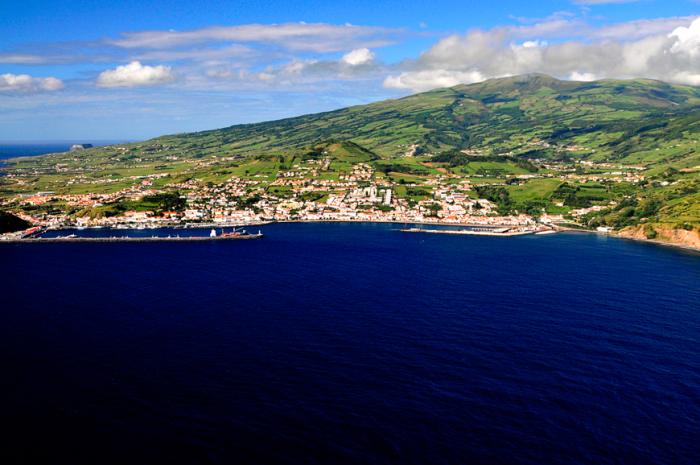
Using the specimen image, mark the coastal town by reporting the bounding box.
[0,146,646,240]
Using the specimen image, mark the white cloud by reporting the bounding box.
[508,19,585,39]
[383,16,700,91]
[342,48,375,66]
[0,54,52,64]
[671,72,700,86]
[592,16,695,40]
[384,70,485,92]
[3,15,699,99]
[199,50,387,90]
[280,60,312,75]
[669,17,700,56]
[0,74,64,93]
[134,44,252,62]
[96,61,174,88]
[257,72,275,82]
[568,71,598,81]
[108,23,400,53]
[522,40,547,48]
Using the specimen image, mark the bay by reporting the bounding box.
[2,222,699,465]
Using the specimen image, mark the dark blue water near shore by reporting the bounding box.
[3,223,700,465]
[0,141,125,159]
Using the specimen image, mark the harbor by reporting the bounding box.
[399,226,556,236]
[0,227,263,244]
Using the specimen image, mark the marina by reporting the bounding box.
[0,227,263,244]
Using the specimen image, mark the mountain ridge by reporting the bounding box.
[163,74,700,139]
[141,74,700,167]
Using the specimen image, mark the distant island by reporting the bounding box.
[1,74,699,249]
[70,144,94,152]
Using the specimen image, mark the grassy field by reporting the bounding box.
[507,179,562,203]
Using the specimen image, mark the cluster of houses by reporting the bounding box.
[6,153,645,231]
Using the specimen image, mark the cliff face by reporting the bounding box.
[617,224,700,250]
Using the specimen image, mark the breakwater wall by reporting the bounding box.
[0,234,263,244]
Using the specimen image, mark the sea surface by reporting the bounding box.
[3,222,700,465]
[0,141,125,160]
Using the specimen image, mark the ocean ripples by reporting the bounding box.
[3,222,700,465]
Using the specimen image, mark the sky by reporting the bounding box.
[1,0,699,141]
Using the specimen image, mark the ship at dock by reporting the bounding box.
[209,227,262,239]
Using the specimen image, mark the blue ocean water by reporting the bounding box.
[0,141,125,160]
[2,222,700,465]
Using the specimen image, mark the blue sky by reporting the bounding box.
[1,0,699,140]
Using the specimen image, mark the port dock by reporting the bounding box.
[0,232,263,244]
[400,227,549,236]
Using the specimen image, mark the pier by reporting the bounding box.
[400,227,547,237]
[0,232,263,244]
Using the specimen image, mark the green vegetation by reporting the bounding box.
[1,74,699,234]
[474,186,512,214]
[140,192,187,212]
[584,178,700,230]
[432,150,538,173]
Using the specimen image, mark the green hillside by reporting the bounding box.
[7,74,700,169]
[149,73,700,163]
[1,74,699,236]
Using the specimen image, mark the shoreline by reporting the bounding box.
[286,220,700,253]
[45,219,535,230]
[3,220,698,253]
[557,227,700,254]
[611,233,700,254]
